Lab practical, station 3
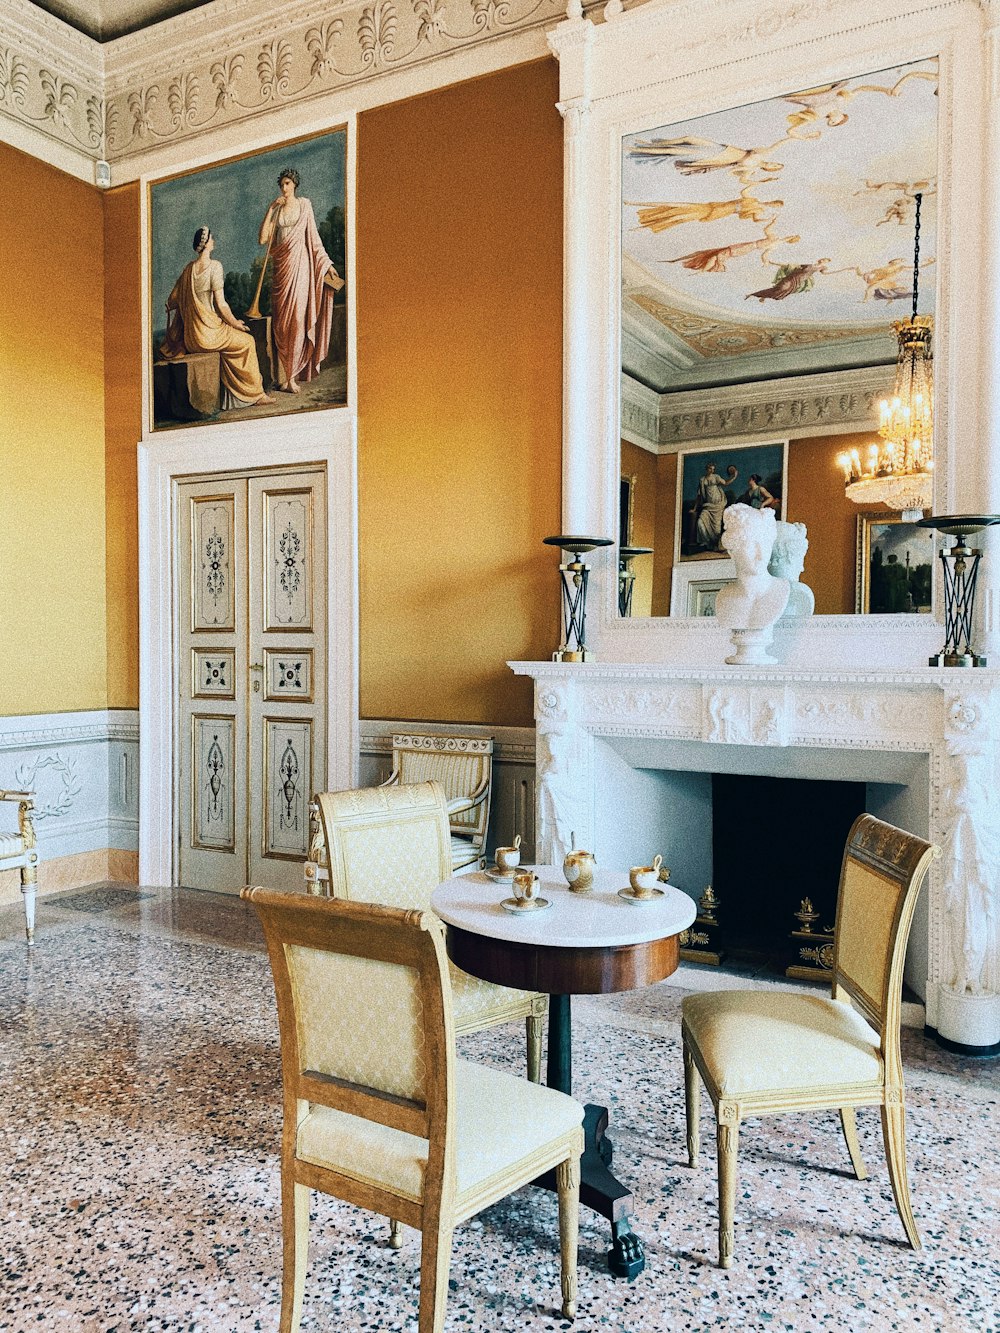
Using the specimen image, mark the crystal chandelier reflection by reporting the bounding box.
[838,192,934,515]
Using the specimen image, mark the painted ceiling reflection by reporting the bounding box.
[621,59,939,393]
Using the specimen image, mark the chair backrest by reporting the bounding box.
[315,780,453,908]
[832,814,938,1053]
[391,734,493,847]
[244,886,454,1196]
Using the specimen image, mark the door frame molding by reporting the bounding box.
[137,411,358,886]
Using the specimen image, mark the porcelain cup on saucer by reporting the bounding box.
[629,854,663,899]
[495,835,521,874]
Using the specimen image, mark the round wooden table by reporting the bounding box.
[432,864,695,1279]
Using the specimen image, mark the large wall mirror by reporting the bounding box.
[618,58,939,619]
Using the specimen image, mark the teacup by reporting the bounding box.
[563,848,596,892]
[512,870,540,904]
[495,834,522,874]
[629,854,663,898]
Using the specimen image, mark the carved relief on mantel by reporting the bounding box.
[938,687,1000,1000]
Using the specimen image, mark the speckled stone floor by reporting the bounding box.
[1,885,997,1333]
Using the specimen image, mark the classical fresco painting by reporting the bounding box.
[857,516,934,614]
[676,441,786,561]
[149,127,347,430]
[621,59,938,393]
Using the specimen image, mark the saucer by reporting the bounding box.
[500,896,552,914]
[617,886,665,905]
[485,865,518,883]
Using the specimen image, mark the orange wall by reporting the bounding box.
[787,434,867,615]
[357,61,564,726]
[104,185,143,708]
[4,61,564,729]
[620,441,658,616]
[0,143,108,715]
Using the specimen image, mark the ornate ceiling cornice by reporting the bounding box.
[0,0,571,180]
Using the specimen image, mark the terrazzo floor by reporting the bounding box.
[0,884,997,1333]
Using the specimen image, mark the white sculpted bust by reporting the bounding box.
[768,519,815,618]
[714,504,790,664]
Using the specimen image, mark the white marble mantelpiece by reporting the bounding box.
[510,660,1000,1052]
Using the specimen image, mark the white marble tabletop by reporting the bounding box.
[431,865,697,949]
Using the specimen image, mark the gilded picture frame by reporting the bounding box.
[856,514,935,614]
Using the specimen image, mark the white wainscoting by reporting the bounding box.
[359,720,537,861]
[0,710,140,860]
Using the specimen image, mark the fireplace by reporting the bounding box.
[510,660,1000,1054]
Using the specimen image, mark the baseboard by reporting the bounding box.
[0,848,139,907]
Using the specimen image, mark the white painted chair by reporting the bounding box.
[244,886,584,1333]
[681,814,939,1268]
[0,790,40,943]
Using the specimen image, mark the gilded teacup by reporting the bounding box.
[563,848,596,892]
[495,834,522,874]
[629,853,663,898]
[512,870,540,904]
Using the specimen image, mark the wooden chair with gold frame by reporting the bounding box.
[244,886,584,1333]
[312,780,547,1084]
[681,814,939,1268]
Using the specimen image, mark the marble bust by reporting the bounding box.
[714,504,790,664]
[768,519,815,618]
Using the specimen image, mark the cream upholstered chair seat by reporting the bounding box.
[683,991,883,1098]
[298,1059,583,1204]
[314,781,546,1080]
[244,888,584,1333]
[682,814,939,1269]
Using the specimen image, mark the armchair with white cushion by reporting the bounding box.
[243,886,584,1333]
[681,814,939,1268]
[0,790,39,943]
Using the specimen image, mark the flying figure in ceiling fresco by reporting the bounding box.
[746,259,834,303]
[621,57,939,318]
[629,187,783,234]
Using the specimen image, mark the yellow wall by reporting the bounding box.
[357,61,564,726]
[3,61,564,728]
[0,144,108,715]
[103,185,142,709]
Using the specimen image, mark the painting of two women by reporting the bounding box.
[150,127,347,429]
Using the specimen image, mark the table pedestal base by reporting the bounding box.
[537,995,646,1280]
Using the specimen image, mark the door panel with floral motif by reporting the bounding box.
[177,469,327,892]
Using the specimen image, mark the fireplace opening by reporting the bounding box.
[706,774,866,973]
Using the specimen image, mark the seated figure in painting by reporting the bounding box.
[160,226,274,409]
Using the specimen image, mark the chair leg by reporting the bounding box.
[22,862,37,944]
[526,1012,544,1084]
[388,1217,403,1249]
[279,1177,310,1333]
[839,1107,868,1181]
[418,1224,453,1333]
[683,1038,700,1168]
[716,1109,739,1269]
[881,1099,921,1249]
[556,1155,580,1321]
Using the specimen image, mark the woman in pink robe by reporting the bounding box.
[259,168,343,394]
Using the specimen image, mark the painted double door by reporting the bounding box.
[177,467,327,892]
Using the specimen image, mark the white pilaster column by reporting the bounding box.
[975,14,1000,659]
